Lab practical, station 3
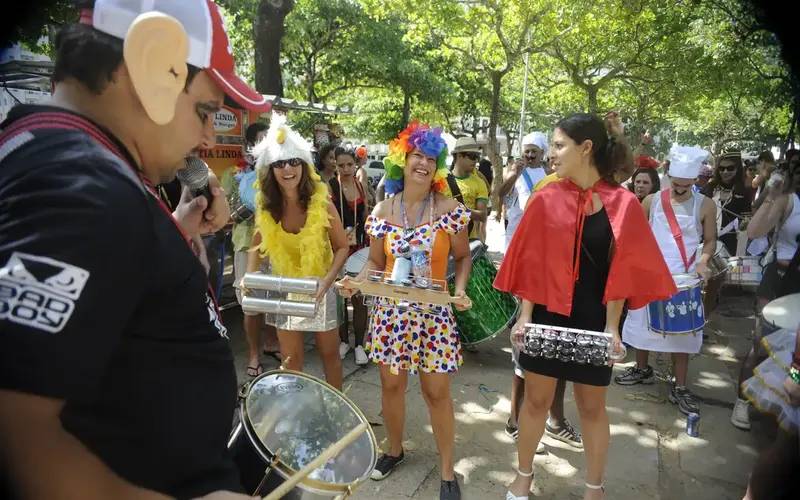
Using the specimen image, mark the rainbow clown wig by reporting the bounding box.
[383,121,449,195]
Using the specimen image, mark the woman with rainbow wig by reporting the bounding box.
[338,122,472,499]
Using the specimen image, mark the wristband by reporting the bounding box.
[790,365,800,385]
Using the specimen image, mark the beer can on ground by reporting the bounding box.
[686,412,700,437]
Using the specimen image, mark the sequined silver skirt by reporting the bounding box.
[265,287,343,332]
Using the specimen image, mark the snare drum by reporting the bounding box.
[647,274,705,335]
[229,370,378,498]
[448,242,518,346]
[726,256,762,287]
[700,240,730,279]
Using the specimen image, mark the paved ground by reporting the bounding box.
[222,219,769,499]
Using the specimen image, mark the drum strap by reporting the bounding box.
[661,189,696,272]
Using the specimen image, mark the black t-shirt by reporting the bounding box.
[0,106,241,498]
[329,177,367,248]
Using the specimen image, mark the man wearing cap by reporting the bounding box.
[0,1,269,499]
[616,145,717,417]
[448,137,489,241]
[497,132,549,251]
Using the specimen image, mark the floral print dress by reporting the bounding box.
[363,205,470,374]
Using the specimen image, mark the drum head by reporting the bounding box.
[242,370,377,489]
[672,273,701,289]
[761,293,800,331]
[345,247,370,276]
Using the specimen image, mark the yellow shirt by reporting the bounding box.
[453,172,489,238]
[453,172,489,210]
[534,172,560,192]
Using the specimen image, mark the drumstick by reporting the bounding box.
[262,421,370,500]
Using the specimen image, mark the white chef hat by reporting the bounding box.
[668,144,709,179]
[522,131,548,154]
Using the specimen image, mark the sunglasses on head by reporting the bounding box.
[270,158,304,169]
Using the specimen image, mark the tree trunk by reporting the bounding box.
[400,91,411,130]
[587,86,599,114]
[254,0,295,96]
[783,100,798,157]
[488,71,503,191]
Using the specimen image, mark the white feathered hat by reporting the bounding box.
[668,144,710,179]
[253,116,317,176]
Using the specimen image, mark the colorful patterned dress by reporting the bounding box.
[364,205,470,375]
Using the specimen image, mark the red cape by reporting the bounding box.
[494,178,676,316]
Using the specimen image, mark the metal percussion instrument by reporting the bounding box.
[229,370,378,499]
[699,240,730,279]
[344,248,370,277]
[241,274,319,318]
[725,256,763,288]
[761,293,800,331]
[517,323,624,366]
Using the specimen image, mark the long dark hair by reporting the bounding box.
[628,168,661,198]
[317,144,337,173]
[555,113,627,183]
[708,152,746,193]
[259,161,317,222]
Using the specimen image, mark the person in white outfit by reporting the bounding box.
[497,132,549,251]
[615,145,717,417]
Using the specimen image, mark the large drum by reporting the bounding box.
[229,370,378,499]
[726,256,762,287]
[647,274,705,336]
[448,241,518,346]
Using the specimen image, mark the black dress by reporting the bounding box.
[518,207,614,386]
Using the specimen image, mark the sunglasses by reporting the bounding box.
[717,165,737,172]
[461,152,480,161]
[270,158,304,169]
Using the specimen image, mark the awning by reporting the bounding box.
[262,95,352,115]
[0,60,53,92]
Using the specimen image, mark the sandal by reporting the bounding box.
[246,363,263,378]
[263,349,282,362]
[505,467,533,500]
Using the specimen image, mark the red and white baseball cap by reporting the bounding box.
[83,0,271,113]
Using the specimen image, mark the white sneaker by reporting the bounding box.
[354,345,369,365]
[730,398,751,430]
[339,342,350,360]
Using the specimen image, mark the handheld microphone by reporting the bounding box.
[176,156,213,205]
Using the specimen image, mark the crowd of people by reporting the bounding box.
[1,2,799,500]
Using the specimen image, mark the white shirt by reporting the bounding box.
[504,166,546,250]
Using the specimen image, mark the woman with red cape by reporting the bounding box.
[496,113,676,500]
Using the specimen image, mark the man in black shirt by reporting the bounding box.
[0,1,270,499]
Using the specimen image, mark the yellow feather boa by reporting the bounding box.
[255,180,333,278]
